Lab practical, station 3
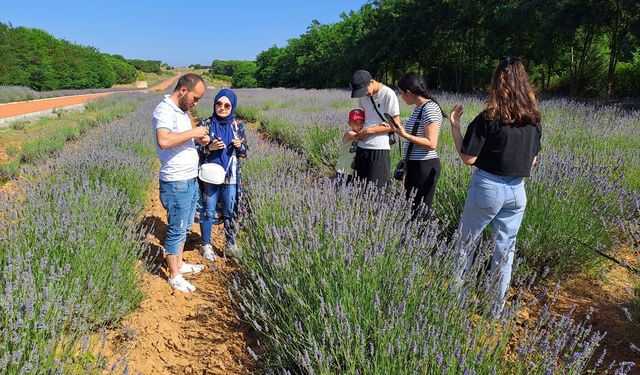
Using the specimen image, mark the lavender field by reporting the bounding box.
[212,88,639,277]
[195,88,639,373]
[1,87,637,374]
[0,93,158,373]
[233,131,608,374]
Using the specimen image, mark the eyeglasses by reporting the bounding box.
[215,101,232,110]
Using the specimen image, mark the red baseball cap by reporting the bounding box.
[349,108,365,122]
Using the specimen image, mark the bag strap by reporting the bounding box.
[403,104,426,163]
[369,95,386,123]
[370,96,396,147]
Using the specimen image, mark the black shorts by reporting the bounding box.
[354,147,390,189]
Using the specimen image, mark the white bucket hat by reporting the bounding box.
[198,163,226,184]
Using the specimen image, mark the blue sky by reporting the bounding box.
[0,0,367,67]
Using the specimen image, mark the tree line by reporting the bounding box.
[0,23,165,91]
[206,60,258,88]
[254,0,640,97]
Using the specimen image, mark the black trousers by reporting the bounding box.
[354,147,390,189]
[404,158,441,217]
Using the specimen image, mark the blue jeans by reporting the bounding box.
[200,183,237,245]
[159,178,198,255]
[458,169,527,311]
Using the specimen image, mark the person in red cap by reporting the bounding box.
[334,108,365,185]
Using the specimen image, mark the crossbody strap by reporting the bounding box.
[403,104,426,163]
[369,95,386,123]
[370,96,397,147]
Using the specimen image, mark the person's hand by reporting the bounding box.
[232,137,244,148]
[195,133,211,146]
[450,105,463,128]
[192,126,209,138]
[358,127,374,139]
[393,123,408,137]
[208,139,225,151]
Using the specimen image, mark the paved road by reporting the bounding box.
[0,75,179,121]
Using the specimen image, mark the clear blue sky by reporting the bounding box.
[0,0,367,67]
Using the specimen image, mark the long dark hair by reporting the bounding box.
[485,56,541,125]
[397,72,446,117]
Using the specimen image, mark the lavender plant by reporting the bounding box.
[0,94,141,182]
[230,88,637,276]
[230,130,608,374]
[0,93,160,373]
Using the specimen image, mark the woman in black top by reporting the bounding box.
[449,56,542,317]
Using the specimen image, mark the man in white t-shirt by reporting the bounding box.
[350,70,400,188]
[152,73,210,293]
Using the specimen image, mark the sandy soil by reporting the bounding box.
[100,182,257,374]
[553,257,640,373]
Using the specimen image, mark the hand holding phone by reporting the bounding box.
[384,113,401,130]
[208,134,225,151]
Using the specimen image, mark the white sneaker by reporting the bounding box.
[168,274,196,292]
[179,262,204,274]
[200,244,216,261]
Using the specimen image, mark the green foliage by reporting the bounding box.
[0,23,148,90]
[238,89,636,280]
[253,1,640,97]
[9,120,29,130]
[188,63,209,69]
[0,158,20,181]
[614,49,640,96]
[233,64,258,88]
[0,95,155,372]
[103,54,137,84]
[207,73,232,82]
[126,59,162,74]
[209,60,258,88]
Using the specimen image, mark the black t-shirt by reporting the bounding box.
[461,113,542,177]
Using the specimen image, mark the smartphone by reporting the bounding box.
[384,113,400,129]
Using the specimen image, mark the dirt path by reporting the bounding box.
[149,75,180,92]
[0,92,115,119]
[100,182,257,374]
[553,257,640,373]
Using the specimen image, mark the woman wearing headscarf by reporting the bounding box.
[449,56,542,317]
[199,88,248,260]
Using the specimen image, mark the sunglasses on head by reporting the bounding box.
[215,101,232,110]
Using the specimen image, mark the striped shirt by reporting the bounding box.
[402,101,442,161]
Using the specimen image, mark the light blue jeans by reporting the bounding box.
[159,178,199,255]
[200,183,237,246]
[458,169,527,311]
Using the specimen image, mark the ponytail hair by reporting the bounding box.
[485,56,541,125]
[397,72,446,117]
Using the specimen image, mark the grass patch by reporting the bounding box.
[0,94,139,184]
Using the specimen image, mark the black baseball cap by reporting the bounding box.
[350,70,372,98]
